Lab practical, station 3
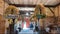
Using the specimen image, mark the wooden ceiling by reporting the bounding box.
[4,0,60,6]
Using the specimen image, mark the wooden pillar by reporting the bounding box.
[59,5,60,16]
[0,14,5,34]
[54,6,59,17]
[58,5,60,25]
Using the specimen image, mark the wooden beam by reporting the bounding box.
[48,8,54,15]
[3,0,60,7]
[9,4,57,7]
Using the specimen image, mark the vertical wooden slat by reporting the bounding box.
[0,0,9,34]
[59,5,60,16]
[0,14,5,34]
[58,5,60,25]
[54,6,59,17]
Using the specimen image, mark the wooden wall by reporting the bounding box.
[0,0,9,15]
[0,14,5,34]
[55,5,60,25]
[54,5,60,17]
[43,4,60,27]
[0,0,9,34]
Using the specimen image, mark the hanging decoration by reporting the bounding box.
[30,3,46,21]
[4,5,19,24]
[4,5,19,19]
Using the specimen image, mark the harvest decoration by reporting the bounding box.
[4,5,19,18]
[4,5,19,24]
[36,14,46,19]
[30,4,46,20]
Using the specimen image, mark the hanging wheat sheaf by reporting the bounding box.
[30,3,46,21]
[4,5,19,18]
[4,5,19,24]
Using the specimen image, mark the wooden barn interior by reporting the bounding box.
[0,0,60,34]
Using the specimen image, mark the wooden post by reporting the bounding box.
[0,14,5,34]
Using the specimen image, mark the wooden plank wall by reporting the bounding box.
[56,5,60,25]
[43,5,60,27]
[0,0,9,34]
[0,14,5,34]
[0,0,9,15]
[51,5,60,25]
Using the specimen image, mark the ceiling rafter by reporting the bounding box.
[4,0,10,4]
[36,0,39,5]
[4,0,60,6]
[18,0,20,3]
[12,0,15,4]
